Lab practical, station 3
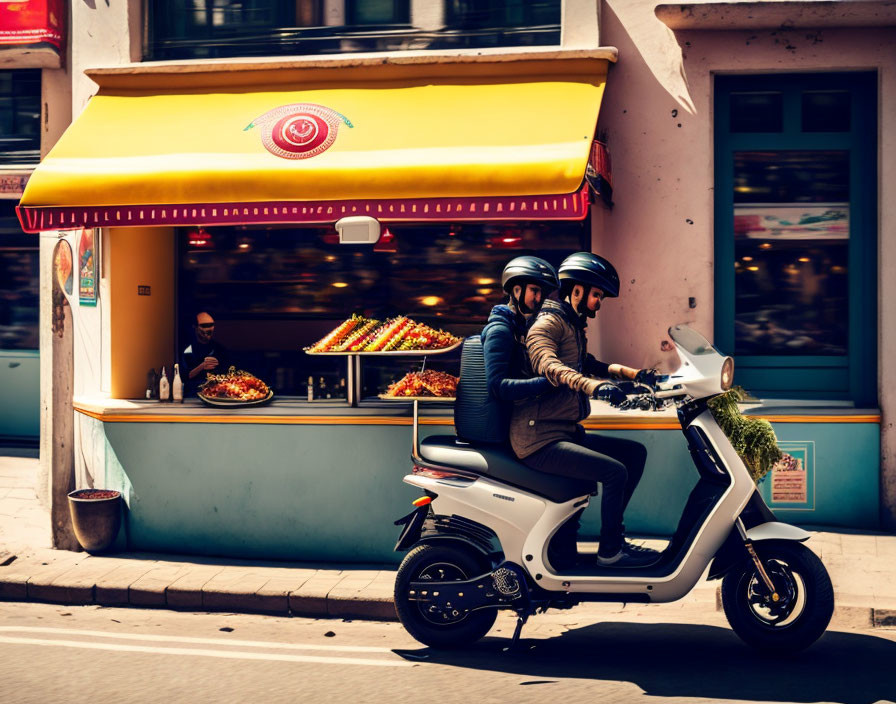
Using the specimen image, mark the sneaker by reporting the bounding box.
[596,540,660,567]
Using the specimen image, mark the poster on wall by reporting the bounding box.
[53,238,73,297]
[759,441,815,511]
[0,0,64,50]
[78,228,97,306]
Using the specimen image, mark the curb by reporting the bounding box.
[0,579,400,622]
[0,553,400,621]
[1,555,890,629]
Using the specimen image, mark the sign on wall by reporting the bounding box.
[53,237,72,297]
[0,0,63,50]
[0,171,31,198]
[78,228,97,306]
[759,441,816,511]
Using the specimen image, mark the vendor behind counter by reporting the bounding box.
[181,311,232,395]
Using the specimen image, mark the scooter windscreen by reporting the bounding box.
[663,324,734,400]
[669,324,718,356]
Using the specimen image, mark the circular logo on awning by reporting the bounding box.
[245,103,353,160]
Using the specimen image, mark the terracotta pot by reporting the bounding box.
[67,489,122,553]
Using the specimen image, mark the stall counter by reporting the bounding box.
[73,396,881,563]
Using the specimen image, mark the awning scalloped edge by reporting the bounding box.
[16,188,590,233]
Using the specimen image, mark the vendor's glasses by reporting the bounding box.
[197,323,215,329]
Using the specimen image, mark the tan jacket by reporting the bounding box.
[509,300,610,458]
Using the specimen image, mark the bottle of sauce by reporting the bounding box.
[172,364,183,403]
[146,368,159,400]
[159,367,170,402]
[307,375,314,402]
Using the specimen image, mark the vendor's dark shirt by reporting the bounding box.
[181,338,231,395]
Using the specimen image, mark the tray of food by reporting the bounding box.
[306,314,462,355]
[378,370,458,399]
[198,367,274,407]
[377,395,456,402]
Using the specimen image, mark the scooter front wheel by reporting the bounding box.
[394,543,498,649]
[721,540,834,653]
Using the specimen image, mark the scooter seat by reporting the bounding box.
[418,435,596,503]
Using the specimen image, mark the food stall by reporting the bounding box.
[14,52,618,560]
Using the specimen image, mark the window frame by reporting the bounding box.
[713,72,878,405]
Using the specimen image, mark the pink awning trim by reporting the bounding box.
[16,189,590,233]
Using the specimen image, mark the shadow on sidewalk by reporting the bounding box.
[395,621,896,704]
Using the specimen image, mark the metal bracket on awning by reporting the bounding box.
[586,140,613,209]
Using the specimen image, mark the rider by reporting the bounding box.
[481,256,559,423]
[510,252,660,567]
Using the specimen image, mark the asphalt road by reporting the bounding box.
[1,601,894,704]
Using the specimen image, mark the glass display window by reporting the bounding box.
[732,151,849,357]
[176,219,588,398]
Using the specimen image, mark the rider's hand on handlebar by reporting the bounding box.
[593,382,627,408]
[634,368,660,388]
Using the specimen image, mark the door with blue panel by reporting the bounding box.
[714,73,877,405]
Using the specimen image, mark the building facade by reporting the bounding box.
[21,0,896,559]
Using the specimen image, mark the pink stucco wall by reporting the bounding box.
[588,1,896,526]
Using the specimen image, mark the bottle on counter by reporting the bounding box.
[172,363,183,403]
[159,367,170,402]
[146,368,160,400]
[338,377,346,399]
[307,375,314,402]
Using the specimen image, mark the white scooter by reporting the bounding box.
[393,324,834,653]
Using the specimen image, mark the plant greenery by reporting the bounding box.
[707,387,782,483]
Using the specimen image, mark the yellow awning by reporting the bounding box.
[18,54,612,231]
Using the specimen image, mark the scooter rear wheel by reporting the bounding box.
[395,543,497,649]
[721,540,833,653]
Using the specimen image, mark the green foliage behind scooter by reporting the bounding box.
[708,388,782,483]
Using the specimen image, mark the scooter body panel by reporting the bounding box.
[403,474,586,564]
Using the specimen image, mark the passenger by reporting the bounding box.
[480,256,560,431]
[510,252,660,567]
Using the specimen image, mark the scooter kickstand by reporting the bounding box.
[505,610,531,652]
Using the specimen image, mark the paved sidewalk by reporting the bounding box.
[2,451,895,628]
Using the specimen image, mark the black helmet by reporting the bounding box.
[501,256,560,294]
[558,252,620,298]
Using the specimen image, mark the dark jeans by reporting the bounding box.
[522,425,648,550]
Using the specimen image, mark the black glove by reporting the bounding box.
[593,382,626,407]
[634,368,660,387]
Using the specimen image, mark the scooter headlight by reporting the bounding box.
[721,357,734,390]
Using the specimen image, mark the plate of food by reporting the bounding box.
[198,367,274,407]
[378,370,458,399]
